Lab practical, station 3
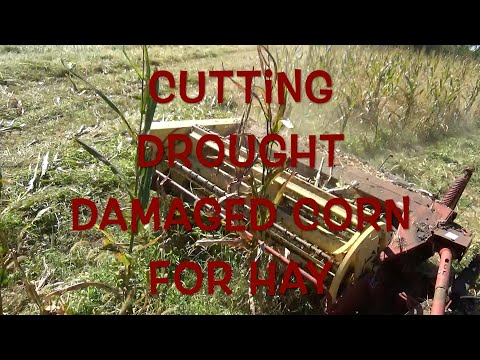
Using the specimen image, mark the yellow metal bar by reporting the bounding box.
[149,118,240,142]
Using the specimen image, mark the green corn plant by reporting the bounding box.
[226,45,298,314]
[400,65,422,130]
[228,46,294,247]
[464,77,480,113]
[249,46,293,244]
[62,45,159,314]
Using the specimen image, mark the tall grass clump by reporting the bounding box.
[59,46,161,314]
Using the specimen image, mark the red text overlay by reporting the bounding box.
[138,133,344,168]
[150,260,331,296]
[149,69,333,105]
[72,195,409,233]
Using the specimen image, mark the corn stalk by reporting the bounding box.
[62,45,159,314]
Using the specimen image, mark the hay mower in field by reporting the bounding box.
[148,118,476,315]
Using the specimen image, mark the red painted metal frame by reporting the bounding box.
[431,248,453,315]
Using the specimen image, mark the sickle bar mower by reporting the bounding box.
[149,118,475,315]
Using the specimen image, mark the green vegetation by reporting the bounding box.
[0,45,479,314]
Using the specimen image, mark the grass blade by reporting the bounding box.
[61,59,136,140]
[263,163,286,192]
[272,171,295,206]
[74,137,134,199]
[138,166,154,210]
[143,68,159,134]
[122,46,144,81]
[143,46,151,89]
